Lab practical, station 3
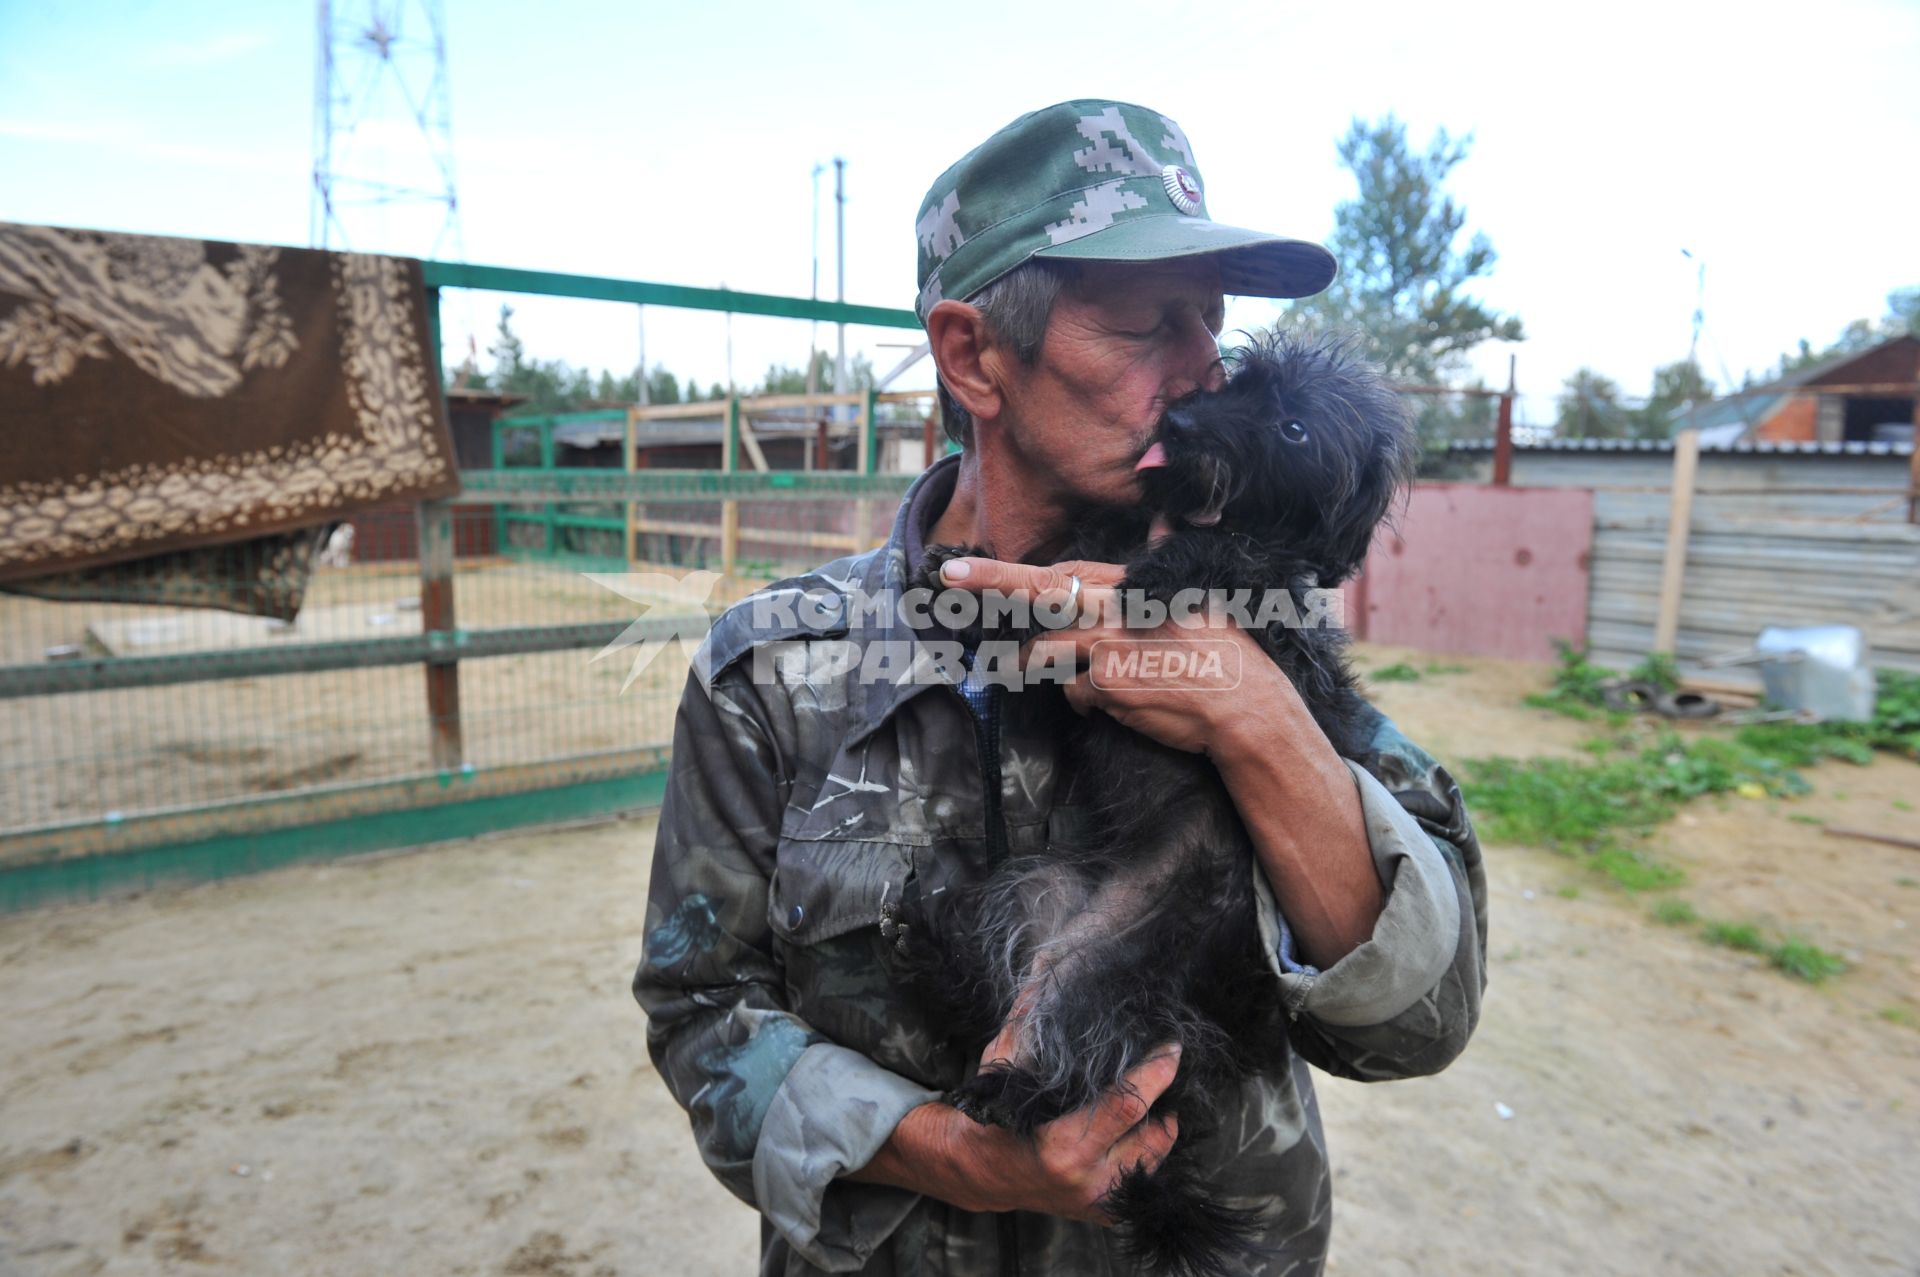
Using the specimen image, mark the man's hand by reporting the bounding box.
[936,554,1385,969]
[935,555,1282,758]
[849,1043,1182,1224]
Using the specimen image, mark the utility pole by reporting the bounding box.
[834,157,847,398]
[635,306,648,406]
[807,161,824,398]
[1681,248,1705,369]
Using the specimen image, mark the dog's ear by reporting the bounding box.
[1315,454,1406,584]
[1307,344,1419,585]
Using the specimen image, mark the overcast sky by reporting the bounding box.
[3,0,1916,424]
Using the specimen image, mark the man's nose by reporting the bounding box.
[1169,316,1226,395]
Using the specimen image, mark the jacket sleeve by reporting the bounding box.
[1252,708,1489,1081]
[632,665,939,1272]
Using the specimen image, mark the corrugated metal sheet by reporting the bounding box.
[1586,516,1920,682]
[1442,446,1913,522]
[1450,438,1914,457]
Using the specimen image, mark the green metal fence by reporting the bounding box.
[0,258,927,912]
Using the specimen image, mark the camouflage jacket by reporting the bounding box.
[633,456,1488,1276]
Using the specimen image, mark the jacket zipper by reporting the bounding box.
[970,681,1008,864]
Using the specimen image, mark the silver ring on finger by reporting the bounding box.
[1063,572,1083,626]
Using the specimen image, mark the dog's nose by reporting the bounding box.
[1164,407,1197,434]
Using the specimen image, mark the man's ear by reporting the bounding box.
[925,300,1005,424]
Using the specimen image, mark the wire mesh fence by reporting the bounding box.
[0,475,915,872]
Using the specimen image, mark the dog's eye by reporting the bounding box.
[1280,419,1309,443]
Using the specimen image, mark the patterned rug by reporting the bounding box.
[0,527,325,623]
[0,222,458,588]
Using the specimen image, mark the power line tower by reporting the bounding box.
[310,0,463,257]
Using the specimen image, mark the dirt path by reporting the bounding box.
[2,646,1916,1275]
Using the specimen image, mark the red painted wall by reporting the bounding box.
[1343,483,1593,662]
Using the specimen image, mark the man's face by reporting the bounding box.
[995,258,1227,510]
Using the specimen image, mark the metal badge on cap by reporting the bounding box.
[1162,164,1202,215]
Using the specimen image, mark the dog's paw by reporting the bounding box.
[913,542,986,594]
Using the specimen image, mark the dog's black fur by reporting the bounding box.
[902,331,1417,1277]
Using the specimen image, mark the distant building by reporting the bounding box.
[1674,335,1917,447]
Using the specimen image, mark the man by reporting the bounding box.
[634,100,1487,1275]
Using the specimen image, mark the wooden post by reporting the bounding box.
[538,417,557,554]
[923,410,937,471]
[736,410,771,472]
[1908,368,1919,524]
[1652,430,1701,655]
[855,387,878,547]
[721,395,740,578]
[624,406,637,569]
[418,498,464,771]
[1492,354,1516,486]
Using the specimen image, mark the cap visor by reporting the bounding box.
[1034,216,1336,299]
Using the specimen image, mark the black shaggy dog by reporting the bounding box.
[905,330,1418,1277]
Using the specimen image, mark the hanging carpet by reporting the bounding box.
[0,221,458,591]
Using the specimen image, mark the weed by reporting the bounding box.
[1895,800,1914,813]
[1787,813,1825,826]
[1528,639,1617,712]
[1422,661,1470,676]
[1703,919,1767,953]
[1556,884,1582,899]
[1897,877,1920,890]
[1700,918,1849,984]
[1367,662,1422,683]
[1879,1006,1917,1028]
[1628,652,1681,693]
[1650,897,1698,926]
[1768,935,1848,984]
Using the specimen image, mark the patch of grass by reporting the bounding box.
[1787,812,1826,826]
[1769,935,1849,984]
[1555,884,1582,899]
[1463,729,1818,891]
[1897,877,1920,890]
[1463,754,1672,845]
[1650,897,1698,926]
[1734,722,1875,767]
[1422,661,1470,676]
[1367,661,1423,683]
[1894,800,1914,813]
[1588,843,1687,891]
[1703,919,1767,953]
[1525,692,1620,724]
[1701,919,1850,984]
[1879,1006,1917,1028]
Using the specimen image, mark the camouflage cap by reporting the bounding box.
[914,100,1336,323]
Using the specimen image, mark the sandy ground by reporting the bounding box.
[3,645,1918,1275]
